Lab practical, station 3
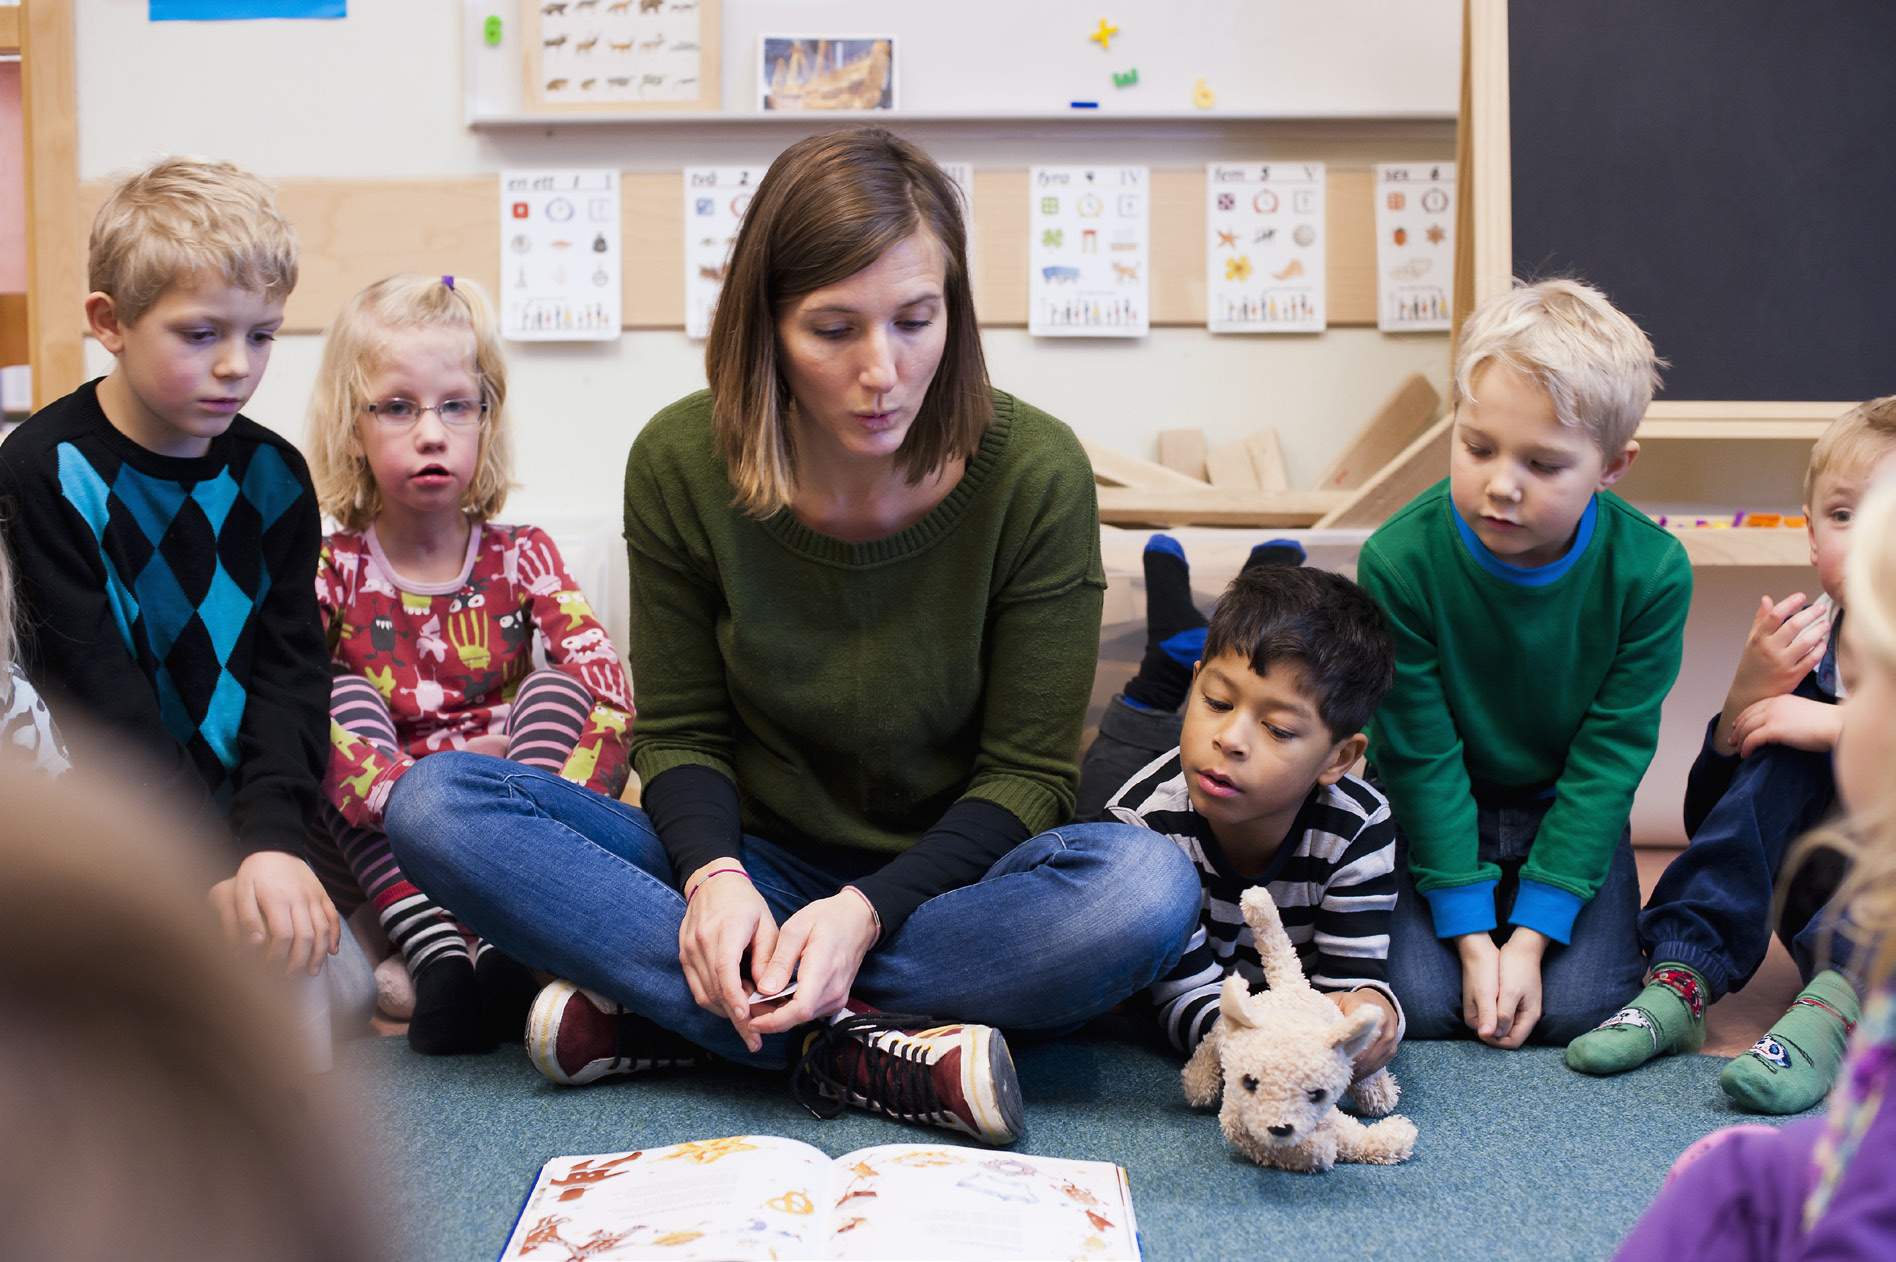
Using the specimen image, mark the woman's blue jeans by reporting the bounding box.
[385,752,1202,1069]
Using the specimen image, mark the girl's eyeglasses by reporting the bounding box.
[361,397,488,429]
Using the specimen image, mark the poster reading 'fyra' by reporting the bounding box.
[1206,163,1326,333]
[500,169,621,341]
[1029,166,1149,338]
[1374,162,1455,332]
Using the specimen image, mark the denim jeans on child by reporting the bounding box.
[1639,731,1854,997]
[1385,795,1645,1043]
[384,752,1202,1069]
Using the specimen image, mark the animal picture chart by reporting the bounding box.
[500,169,622,341]
[1374,162,1455,332]
[683,166,766,339]
[524,0,715,112]
[1029,166,1150,338]
[1206,163,1327,333]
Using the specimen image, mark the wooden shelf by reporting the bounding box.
[1635,402,1848,441]
[1095,486,1347,528]
[0,8,19,56]
[1665,527,1812,567]
[467,108,1459,128]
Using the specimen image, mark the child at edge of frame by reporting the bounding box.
[0,156,373,1058]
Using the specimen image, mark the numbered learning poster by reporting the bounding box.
[1374,162,1455,332]
[936,160,975,272]
[683,166,766,340]
[1028,166,1149,338]
[500,169,621,341]
[1206,163,1326,333]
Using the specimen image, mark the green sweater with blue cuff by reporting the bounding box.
[1358,481,1691,943]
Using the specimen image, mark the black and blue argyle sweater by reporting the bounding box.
[0,379,329,860]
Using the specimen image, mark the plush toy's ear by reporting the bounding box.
[1332,1005,1382,1061]
[1219,975,1258,1030]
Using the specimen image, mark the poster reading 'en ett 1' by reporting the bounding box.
[1206,163,1326,334]
[1028,166,1149,339]
[1374,162,1455,332]
[500,170,621,341]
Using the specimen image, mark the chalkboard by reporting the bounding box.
[1508,2,1896,401]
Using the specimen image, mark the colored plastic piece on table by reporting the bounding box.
[1744,513,1783,528]
[484,14,502,45]
[1113,68,1139,88]
[1193,77,1216,108]
[1090,18,1119,50]
[1071,101,1100,109]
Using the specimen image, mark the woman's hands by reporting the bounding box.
[677,862,880,1052]
[746,890,879,1037]
[679,861,777,1052]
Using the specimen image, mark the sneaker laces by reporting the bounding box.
[790,1011,946,1123]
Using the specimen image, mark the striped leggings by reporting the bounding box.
[304,668,595,975]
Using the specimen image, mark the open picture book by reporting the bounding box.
[498,1134,1141,1260]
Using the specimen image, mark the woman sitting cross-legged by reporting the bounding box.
[383,126,1201,1145]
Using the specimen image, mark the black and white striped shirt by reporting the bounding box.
[1106,749,1403,1054]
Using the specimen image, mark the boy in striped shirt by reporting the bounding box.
[1103,564,1403,1077]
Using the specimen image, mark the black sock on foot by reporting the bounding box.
[407,954,489,1055]
[1243,537,1307,571]
[476,946,542,1048]
[1124,535,1207,713]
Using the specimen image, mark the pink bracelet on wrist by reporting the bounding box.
[685,867,750,905]
[841,884,883,943]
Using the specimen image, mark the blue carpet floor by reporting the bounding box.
[347,1016,1809,1262]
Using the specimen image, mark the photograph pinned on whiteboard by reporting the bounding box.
[759,36,896,111]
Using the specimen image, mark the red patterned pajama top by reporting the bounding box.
[317,522,634,822]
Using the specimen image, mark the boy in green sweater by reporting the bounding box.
[1360,278,1691,1048]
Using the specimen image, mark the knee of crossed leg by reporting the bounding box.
[1079,823,1203,962]
[382,750,505,876]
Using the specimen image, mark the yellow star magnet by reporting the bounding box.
[1090,18,1119,50]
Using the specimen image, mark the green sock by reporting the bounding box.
[1564,963,1708,1075]
[1720,969,1859,1115]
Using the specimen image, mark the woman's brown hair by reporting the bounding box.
[706,126,992,517]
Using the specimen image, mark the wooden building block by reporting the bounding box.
[1158,428,1209,481]
[1097,486,1347,528]
[1247,427,1291,492]
[1080,439,1211,491]
[1314,412,1453,528]
[1206,435,1259,490]
[1312,373,1442,491]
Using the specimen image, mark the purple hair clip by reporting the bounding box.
[442,275,456,290]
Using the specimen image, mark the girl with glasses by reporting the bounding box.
[303,274,635,1056]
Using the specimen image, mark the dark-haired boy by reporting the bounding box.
[1103,564,1403,1077]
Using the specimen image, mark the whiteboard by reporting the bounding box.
[469,0,1459,123]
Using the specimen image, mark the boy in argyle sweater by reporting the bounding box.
[0,158,346,992]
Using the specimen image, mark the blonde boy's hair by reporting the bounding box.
[1792,478,1896,987]
[306,275,513,531]
[88,156,298,324]
[1453,278,1663,456]
[1805,396,1896,506]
